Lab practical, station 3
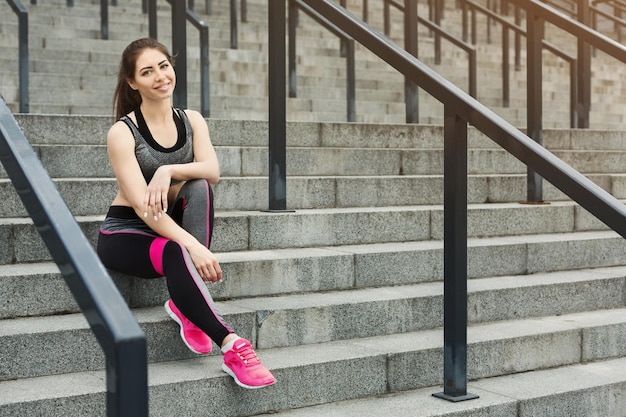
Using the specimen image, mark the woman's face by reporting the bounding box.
[127,48,176,101]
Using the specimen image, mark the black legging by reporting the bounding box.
[97,179,233,346]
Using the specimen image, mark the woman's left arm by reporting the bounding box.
[150,109,220,188]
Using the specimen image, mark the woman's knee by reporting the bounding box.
[181,179,213,201]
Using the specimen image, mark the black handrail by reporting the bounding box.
[270,0,626,402]
[0,98,149,416]
[6,0,29,113]
[288,0,356,122]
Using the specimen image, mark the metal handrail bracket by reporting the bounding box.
[0,97,148,416]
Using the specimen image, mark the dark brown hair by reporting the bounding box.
[112,38,175,120]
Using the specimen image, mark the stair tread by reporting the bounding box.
[256,356,626,416]
[1,308,625,409]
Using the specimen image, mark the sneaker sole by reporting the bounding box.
[164,301,212,355]
[221,363,276,389]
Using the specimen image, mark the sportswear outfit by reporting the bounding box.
[97,108,275,389]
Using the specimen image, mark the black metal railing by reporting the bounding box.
[288,0,356,122]
[383,0,477,98]
[463,0,578,126]
[6,0,28,113]
[543,0,626,43]
[0,98,149,416]
[269,0,626,402]
[592,0,626,42]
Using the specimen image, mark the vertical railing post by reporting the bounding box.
[17,2,29,113]
[288,0,298,98]
[199,25,210,117]
[346,39,356,122]
[242,0,248,22]
[525,9,544,203]
[570,60,578,129]
[149,0,158,39]
[577,0,591,128]
[384,0,391,35]
[100,0,109,40]
[404,0,419,123]
[172,0,187,109]
[434,0,442,64]
[268,0,287,211]
[502,27,509,107]
[340,0,347,56]
[461,0,468,42]
[230,0,239,49]
[514,5,521,70]
[433,106,478,403]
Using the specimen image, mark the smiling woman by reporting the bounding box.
[96,38,275,390]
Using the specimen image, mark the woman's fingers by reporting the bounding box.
[144,188,168,220]
[199,260,223,284]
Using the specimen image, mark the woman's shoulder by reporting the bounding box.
[178,108,204,122]
[106,119,135,146]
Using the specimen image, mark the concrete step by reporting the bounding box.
[0,201,614,264]
[2,172,626,217]
[1,308,625,416]
[2,141,625,181]
[1,267,625,380]
[2,231,625,318]
[13,115,626,151]
[261,355,626,417]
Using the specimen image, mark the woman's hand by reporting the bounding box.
[187,243,223,283]
[144,166,172,220]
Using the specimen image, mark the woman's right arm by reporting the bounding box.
[106,121,150,212]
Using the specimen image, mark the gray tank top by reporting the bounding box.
[119,108,194,184]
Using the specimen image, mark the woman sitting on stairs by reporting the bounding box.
[96,37,275,389]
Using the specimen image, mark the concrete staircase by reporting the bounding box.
[2,0,626,416]
[1,114,626,416]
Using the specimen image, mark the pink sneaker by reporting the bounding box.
[222,338,276,389]
[164,299,212,355]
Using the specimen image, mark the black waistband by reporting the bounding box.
[106,205,139,219]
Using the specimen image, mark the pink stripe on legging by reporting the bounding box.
[178,242,233,333]
[203,180,211,247]
[149,237,169,276]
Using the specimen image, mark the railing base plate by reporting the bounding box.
[519,200,551,205]
[432,392,479,402]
